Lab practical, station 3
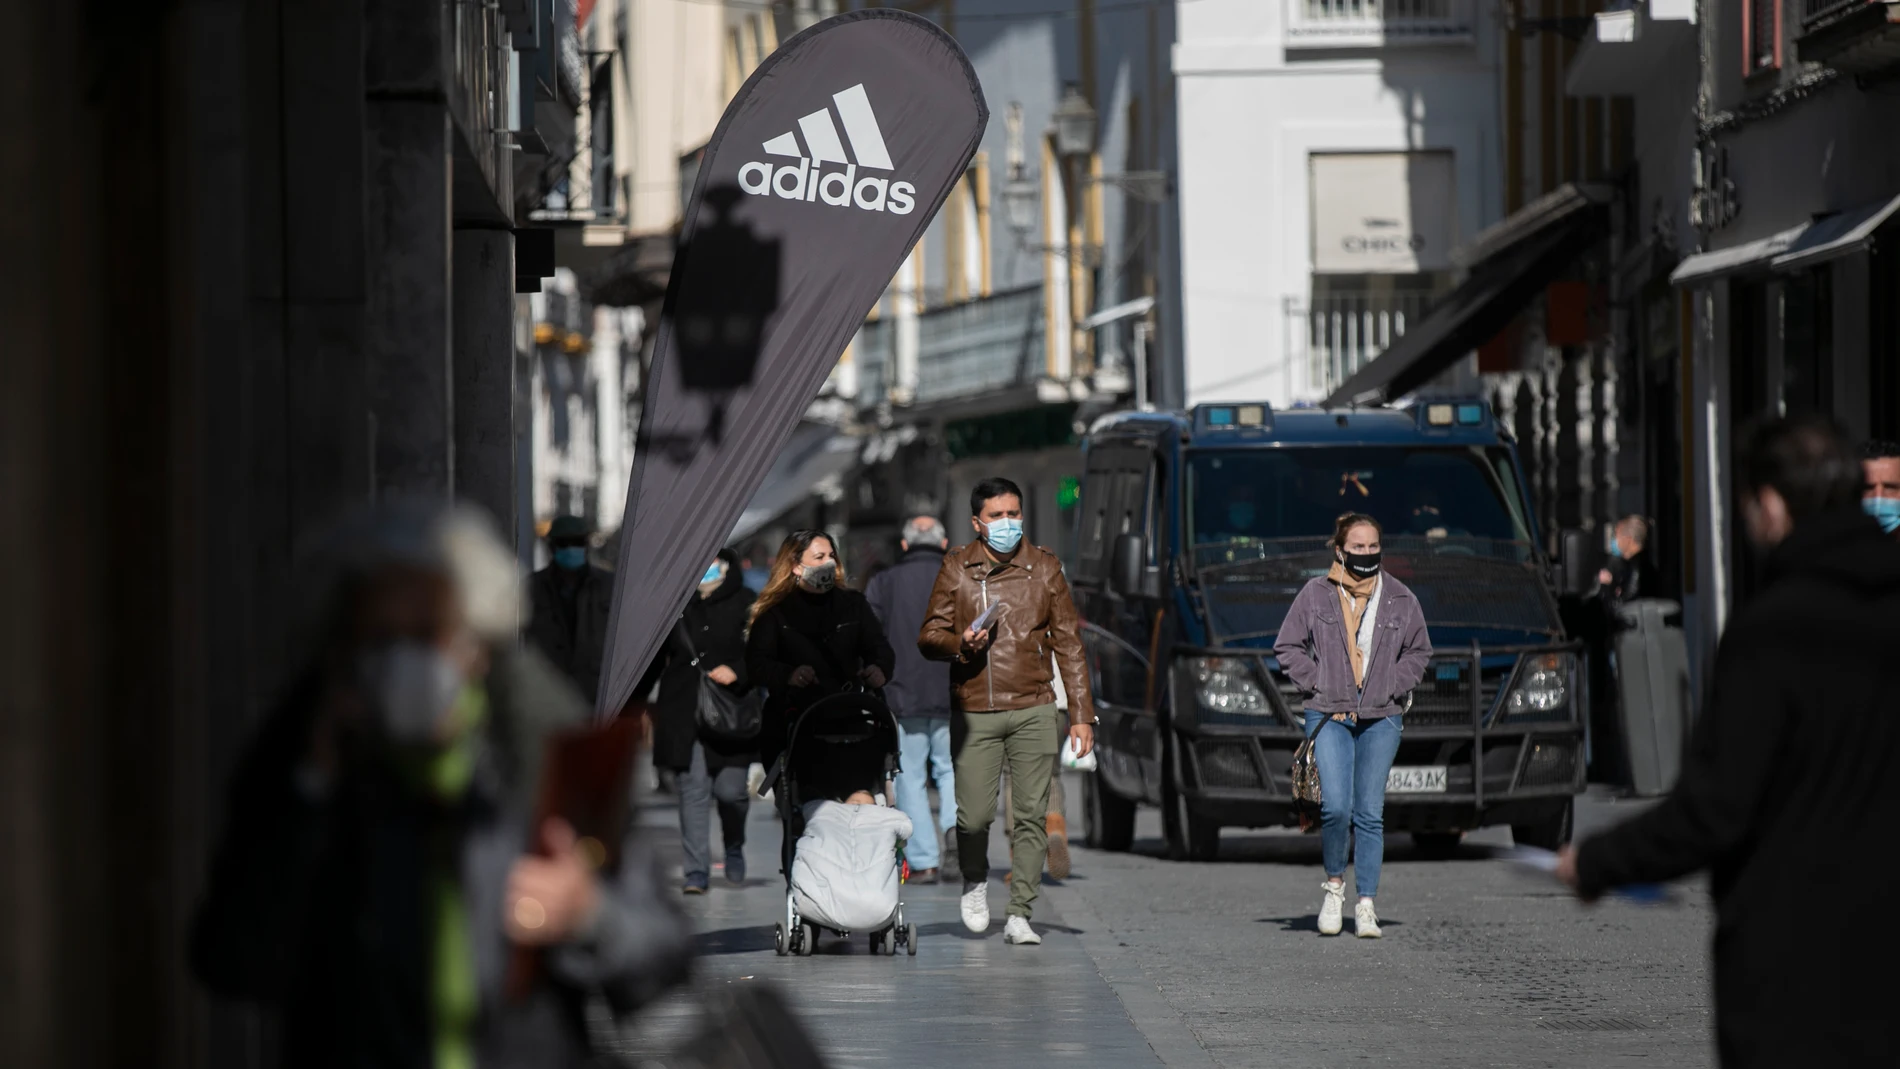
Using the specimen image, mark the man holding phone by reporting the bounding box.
[919,477,1096,946]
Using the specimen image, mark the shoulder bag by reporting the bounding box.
[1290,716,1327,833]
[677,622,763,746]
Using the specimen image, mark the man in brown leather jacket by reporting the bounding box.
[919,477,1095,946]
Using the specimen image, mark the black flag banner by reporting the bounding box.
[596,10,988,716]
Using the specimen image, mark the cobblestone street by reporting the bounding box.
[623,778,1714,1068]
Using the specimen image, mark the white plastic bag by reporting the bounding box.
[1060,733,1097,772]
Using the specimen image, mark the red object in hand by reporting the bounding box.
[901,858,911,883]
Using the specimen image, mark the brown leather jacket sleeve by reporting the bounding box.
[917,553,964,662]
[1045,565,1095,726]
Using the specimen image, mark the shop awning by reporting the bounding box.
[1669,224,1808,287]
[1770,192,1900,272]
[1321,183,1611,408]
[727,424,862,543]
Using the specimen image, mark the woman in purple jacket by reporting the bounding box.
[1274,513,1433,939]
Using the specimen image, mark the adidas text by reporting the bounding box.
[737,160,916,215]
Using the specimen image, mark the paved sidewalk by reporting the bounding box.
[613,786,1168,1068]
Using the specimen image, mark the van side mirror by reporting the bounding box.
[1553,527,1597,597]
[1111,533,1162,599]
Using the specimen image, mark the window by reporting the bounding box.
[1744,0,1781,76]
[942,157,991,304]
[1076,443,1152,583]
[1184,446,1535,567]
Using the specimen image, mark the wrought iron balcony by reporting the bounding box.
[1287,288,1433,400]
[852,286,1047,412]
[1285,0,1476,49]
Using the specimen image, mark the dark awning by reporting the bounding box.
[1322,184,1611,408]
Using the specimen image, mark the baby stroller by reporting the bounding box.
[770,686,917,957]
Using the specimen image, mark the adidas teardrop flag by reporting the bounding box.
[595,9,988,717]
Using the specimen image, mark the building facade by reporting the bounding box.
[1175,0,1504,406]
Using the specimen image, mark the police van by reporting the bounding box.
[1072,400,1584,860]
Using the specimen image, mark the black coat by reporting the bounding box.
[745,586,896,768]
[648,563,757,774]
[191,646,689,1069]
[525,564,614,705]
[863,546,953,719]
[1575,509,1900,1067]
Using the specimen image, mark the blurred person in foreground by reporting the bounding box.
[865,516,959,884]
[1862,440,1900,539]
[745,529,895,772]
[644,548,758,893]
[191,501,688,1069]
[919,477,1095,946]
[526,515,614,705]
[1557,416,1900,1067]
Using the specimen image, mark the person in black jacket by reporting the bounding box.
[1558,415,1900,1067]
[645,548,758,893]
[864,516,958,883]
[745,529,896,772]
[525,515,614,705]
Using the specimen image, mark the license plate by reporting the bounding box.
[1386,766,1447,794]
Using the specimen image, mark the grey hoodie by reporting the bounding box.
[1273,572,1433,719]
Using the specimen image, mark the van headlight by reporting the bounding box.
[1504,653,1572,720]
[1186,657,1271,715]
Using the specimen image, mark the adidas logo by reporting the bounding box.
[737,84,918,215]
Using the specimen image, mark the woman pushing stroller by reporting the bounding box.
[745,529,896,771]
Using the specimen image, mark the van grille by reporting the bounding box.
[1519,740,1578,788]
[1195,740,1263,789]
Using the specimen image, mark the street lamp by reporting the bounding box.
[1050,83,1097,160]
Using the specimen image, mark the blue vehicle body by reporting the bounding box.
[1071,401,1585,859]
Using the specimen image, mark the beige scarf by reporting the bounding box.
[1327,560,1378,688]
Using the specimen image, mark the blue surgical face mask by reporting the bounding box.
[702,560,726,585]
[1228,502,1256,530]
[984,517,1025,554]
[553,546,587,571]
[1864,496,1900,534]
[1607,539,1624,559]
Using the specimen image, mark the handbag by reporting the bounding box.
[1290,715,1328,833]
[677,622,762,746]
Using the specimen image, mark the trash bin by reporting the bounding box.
[1613,598,1693,797]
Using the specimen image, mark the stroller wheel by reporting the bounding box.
[885,927,899,956]
[774,923,788,957]
[906,922,918,956]
[797,922,818,956]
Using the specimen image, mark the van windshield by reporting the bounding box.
[1186,446,1534,568]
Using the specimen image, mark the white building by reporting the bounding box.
[1175,0,1501,406]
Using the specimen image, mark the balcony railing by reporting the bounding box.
[853,286,1046,410]
[1803,0,1874,28]
[1286,0,1475,48]
[1289,289,1432,398]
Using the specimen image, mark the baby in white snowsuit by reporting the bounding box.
[791,789,913,932]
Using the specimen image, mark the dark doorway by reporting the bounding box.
[1727,280,1774,609]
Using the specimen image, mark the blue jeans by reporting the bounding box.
[894,716,957,869]
[1304,710,1404,898]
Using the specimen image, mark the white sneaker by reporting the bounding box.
[1003,915,1042,945]
[1318,881,1346,936]
[1355,898,1382,939]
[960,881,990,934]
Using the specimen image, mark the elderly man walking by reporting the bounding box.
[865,516,960,884]
[920,478,1095,946]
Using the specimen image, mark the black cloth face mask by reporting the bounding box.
[1341,550,1382,578]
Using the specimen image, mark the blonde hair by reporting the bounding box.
[749,529,844,629]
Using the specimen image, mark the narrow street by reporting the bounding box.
[621,777,1714,1068]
